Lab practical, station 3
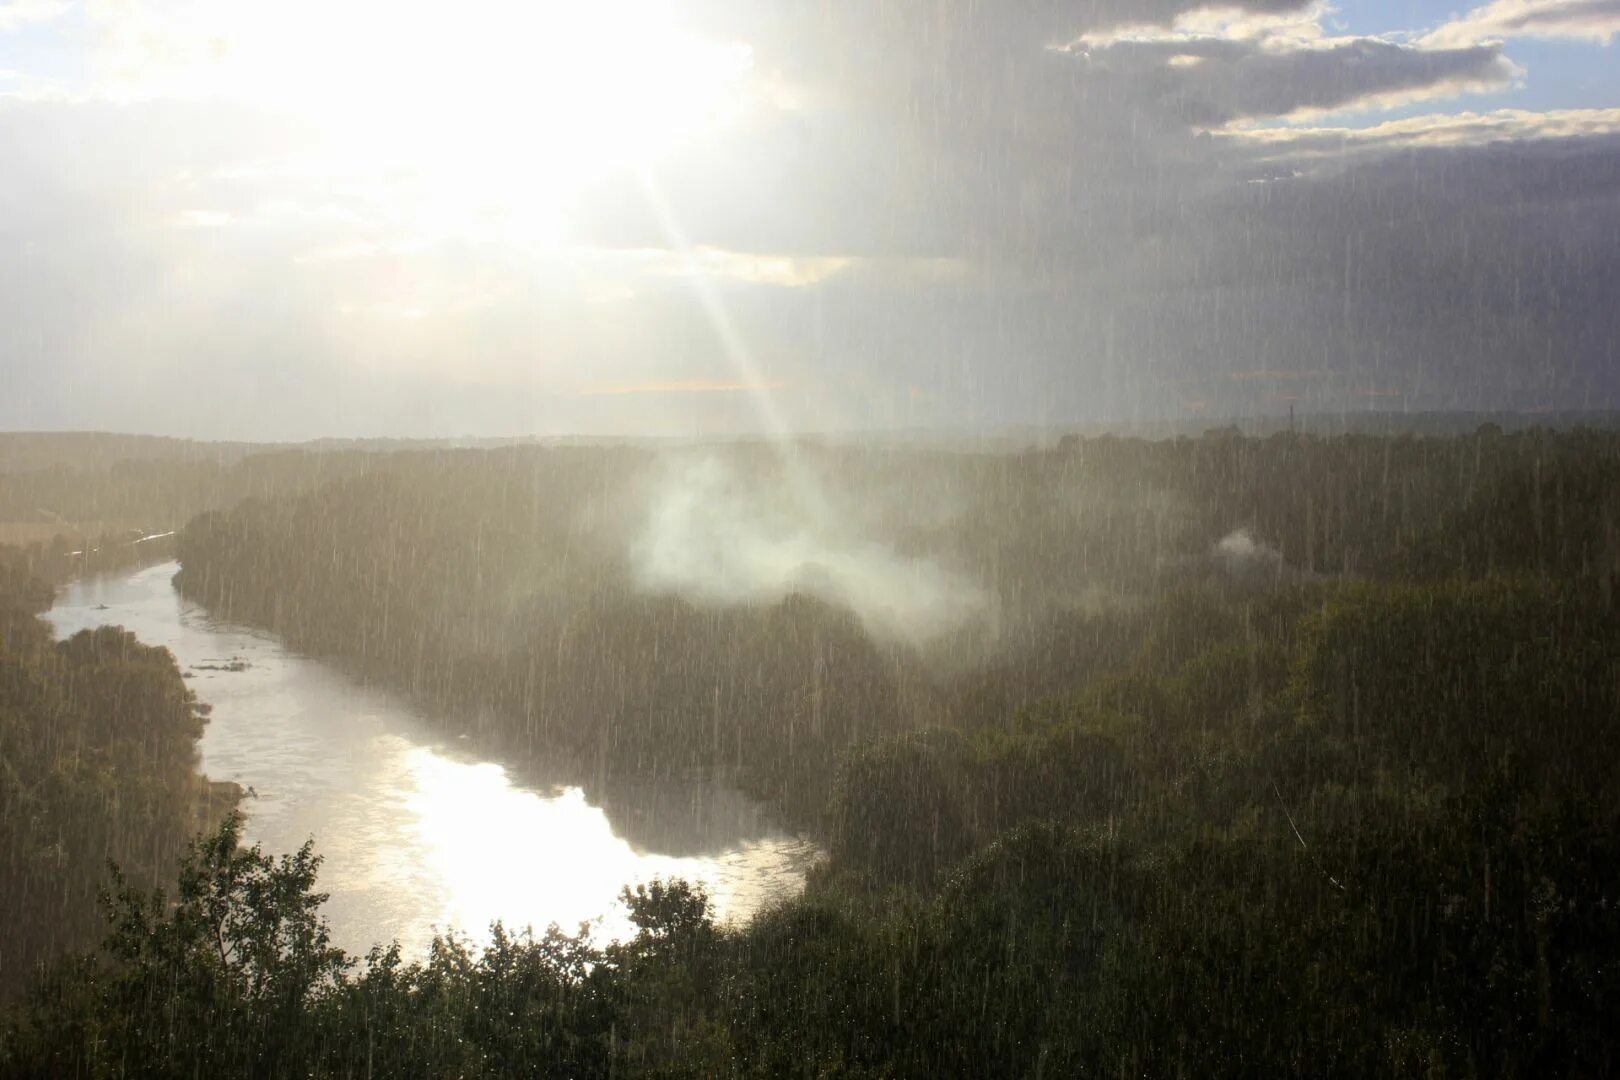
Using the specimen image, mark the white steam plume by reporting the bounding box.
[1213,528,1286,577]
[629,453,991,647]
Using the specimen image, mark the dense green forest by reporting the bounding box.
[0,544,231,1000]
[3,428,1620,1075]
[171,428,1620,814]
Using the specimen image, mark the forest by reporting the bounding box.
[1,426,1618,1076]
[0,542,231,1001]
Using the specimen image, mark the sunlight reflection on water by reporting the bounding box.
[48,561,817,957]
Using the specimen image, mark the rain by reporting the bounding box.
[2,1,1619,1076]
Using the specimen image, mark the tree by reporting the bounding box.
[13,813,352,1077]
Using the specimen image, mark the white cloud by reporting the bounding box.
[1225,107,1620,164]
[1423,0,1620,47]
[1079,35,1516,127]
[1074,1,1332,47]
[652,247,854,288]
[0,0,69,33]
[169,208,232,228]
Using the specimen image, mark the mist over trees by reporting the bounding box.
[170,429,1620,807]
[2,426,1619,1075]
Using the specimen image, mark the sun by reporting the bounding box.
[108,0,754,245]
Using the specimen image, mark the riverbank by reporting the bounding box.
[47,562,815,957]
[0,553,218,998]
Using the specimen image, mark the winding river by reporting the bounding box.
[47,561,817,956]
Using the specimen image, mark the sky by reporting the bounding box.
[1,0,1618,440]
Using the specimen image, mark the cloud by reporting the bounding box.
[1422,0,1620,47]
[1076,2,1334,45]
[1223,107,1620,167]
[571,2,1522,266]
[169,208,233,228]
[1074,35,1516,127]
[2,0,1620,435]
[641,247,853,288]
[0,0,68,34]
[684,0,1315,66]
[577,379,786,397]
[1221,368,1337,382]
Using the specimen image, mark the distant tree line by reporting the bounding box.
[171,429,1620,816]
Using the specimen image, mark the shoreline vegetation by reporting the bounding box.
[0,540,241,1002]
[3,426,1619,1075]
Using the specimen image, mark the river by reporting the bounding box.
[47,561,817,956]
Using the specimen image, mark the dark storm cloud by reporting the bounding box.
[573,10,1517,265]
[1073,37,1513,127]
[683,0,1314,64]
[567,1,1620,418]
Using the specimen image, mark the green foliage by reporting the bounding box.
[14,814,347,1077]
[1288,578,1620,801]
[828,721,1132,888]
[0,557,218,999]
[2,813,627,1078]
[805,571,1620,1074]
[8,430,1620,1075]
[162,430,1620,816]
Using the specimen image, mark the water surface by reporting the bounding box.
[48,562,816,955]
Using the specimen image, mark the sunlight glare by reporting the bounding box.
[104,0,753,245]
[401,747,809,944]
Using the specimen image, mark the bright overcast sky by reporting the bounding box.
[2,0,1618,439]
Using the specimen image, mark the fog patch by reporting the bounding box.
[1213,528,1329,586]
[629,452,993,647]
[1214,529,1283,571]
